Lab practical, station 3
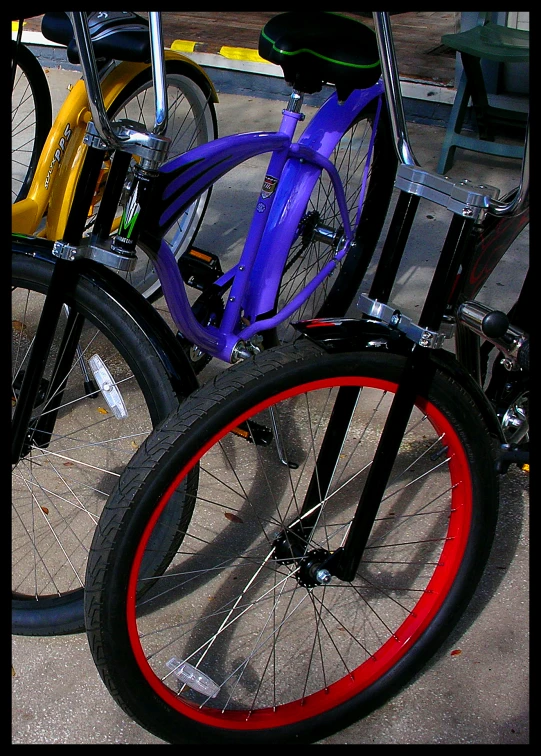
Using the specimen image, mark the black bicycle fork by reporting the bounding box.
[11,146,108,466]
[291,193,477,582]
[12,258,87,463]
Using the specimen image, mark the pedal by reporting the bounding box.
[231,421,273,447]
[178,247,223,291]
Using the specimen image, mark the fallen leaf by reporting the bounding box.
[98,407,109,415]
[450,649,462,657]
[41,506,49,515]
[12,320,26,332]
[225,512,243,523]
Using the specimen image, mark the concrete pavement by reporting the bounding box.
[12,66,529,745]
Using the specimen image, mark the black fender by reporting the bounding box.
[295,317,505,444]
[12,235,199,399]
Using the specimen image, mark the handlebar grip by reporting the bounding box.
[481,310,509,339]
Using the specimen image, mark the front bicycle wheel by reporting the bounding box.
[267,99,396,347]
[83,59,218,299]
[11,40,52,203]
[12,248,194,636]
[85,340,499,744]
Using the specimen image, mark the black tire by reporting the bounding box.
[82,59,218,299]
[264,99,396,348]
[12,249,194,636]
[85,340,499,744]
[11,40,52,203]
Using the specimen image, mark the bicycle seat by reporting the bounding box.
[41,11,151,64]
[259,12,381,101]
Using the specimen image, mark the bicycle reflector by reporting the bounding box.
[88,354,128,419]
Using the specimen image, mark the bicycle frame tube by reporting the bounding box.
[243,83,384,322]
[11,61,135,237]
[11,52,217,239]
[12,75,88,235]
[143,81,384,363]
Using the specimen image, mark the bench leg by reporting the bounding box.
[461,53,495,141]
[437,71,470,174]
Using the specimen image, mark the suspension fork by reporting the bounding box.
[284,189,422,556]
[369,192,420,302]
[288,189,422,545]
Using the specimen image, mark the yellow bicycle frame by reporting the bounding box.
[12,50,218,239]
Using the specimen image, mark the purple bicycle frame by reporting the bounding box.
[141,80,384,364]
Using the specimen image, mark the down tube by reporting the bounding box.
[244,82,384,317]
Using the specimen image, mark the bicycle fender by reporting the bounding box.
[295,317,505,443]
[294,317,407,354]
[163,49,219,103]
[12,235,199,400]
[97,51,219,107]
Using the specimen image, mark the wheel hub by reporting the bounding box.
[273,530,333,587]
[300,211,341,247]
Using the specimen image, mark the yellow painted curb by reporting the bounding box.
[171,39,197,53]
[171,39,269,65]
[219,46,267,64]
